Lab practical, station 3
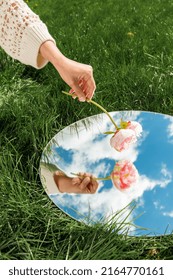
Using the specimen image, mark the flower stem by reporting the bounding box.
[71,172,111,181]
[88,99,118,130]
[62,91,118,130]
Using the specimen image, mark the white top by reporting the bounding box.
[40,164,61,195]
[0,0,55,68]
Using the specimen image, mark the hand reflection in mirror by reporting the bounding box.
[53,171,99,194]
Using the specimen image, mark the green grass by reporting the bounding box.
[1,0,173,260]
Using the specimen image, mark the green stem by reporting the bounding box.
[62,91,118,130]
[62,91,75,97]
[71,172,111,181]
[88,99,118,130]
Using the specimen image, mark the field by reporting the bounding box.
[0,0,173,259]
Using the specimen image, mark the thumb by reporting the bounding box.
[71,83,86,102]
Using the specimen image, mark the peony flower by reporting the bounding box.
[111,160,138,191]
[126,121,143,138]
[110,129,136,152]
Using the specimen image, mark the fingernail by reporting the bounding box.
[79,97,86,102]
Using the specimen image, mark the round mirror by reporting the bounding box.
[39,111,173,236]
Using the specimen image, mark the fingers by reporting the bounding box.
[79,176,91,191]
[70,83,86,102]
[90,177,99,193]
[72,172,98,194]
[77,172,91,191]
[72,177,81,185]
[69,67,96,101]
[69,88,77,99]
[85,76,96,100]
[71,173,90,189]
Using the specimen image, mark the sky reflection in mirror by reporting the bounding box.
[40,111,173,236]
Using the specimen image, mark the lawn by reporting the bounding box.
[0,0,173,259]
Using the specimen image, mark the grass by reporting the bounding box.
[0,0,173,259]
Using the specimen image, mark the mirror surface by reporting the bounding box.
[40,111,173,236]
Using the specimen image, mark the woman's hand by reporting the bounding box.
[53,171,98,194]
[57,57,96,101]
[72,172,99,194]
[40,41,96,101]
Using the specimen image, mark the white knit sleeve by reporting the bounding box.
[0,0,56,69]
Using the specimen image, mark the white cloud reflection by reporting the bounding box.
[163,211,173,218]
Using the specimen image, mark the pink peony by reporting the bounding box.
[110,129,136,152]
[111,160,138,191]
[126,121,143,138]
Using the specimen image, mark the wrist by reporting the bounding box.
[39,40,66,68]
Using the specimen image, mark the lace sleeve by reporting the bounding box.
[0,0,55,68]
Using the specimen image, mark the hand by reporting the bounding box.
[53,171,99,194]
[39,41,96,101]
[72,172,99,194]
[58,57,96,101]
